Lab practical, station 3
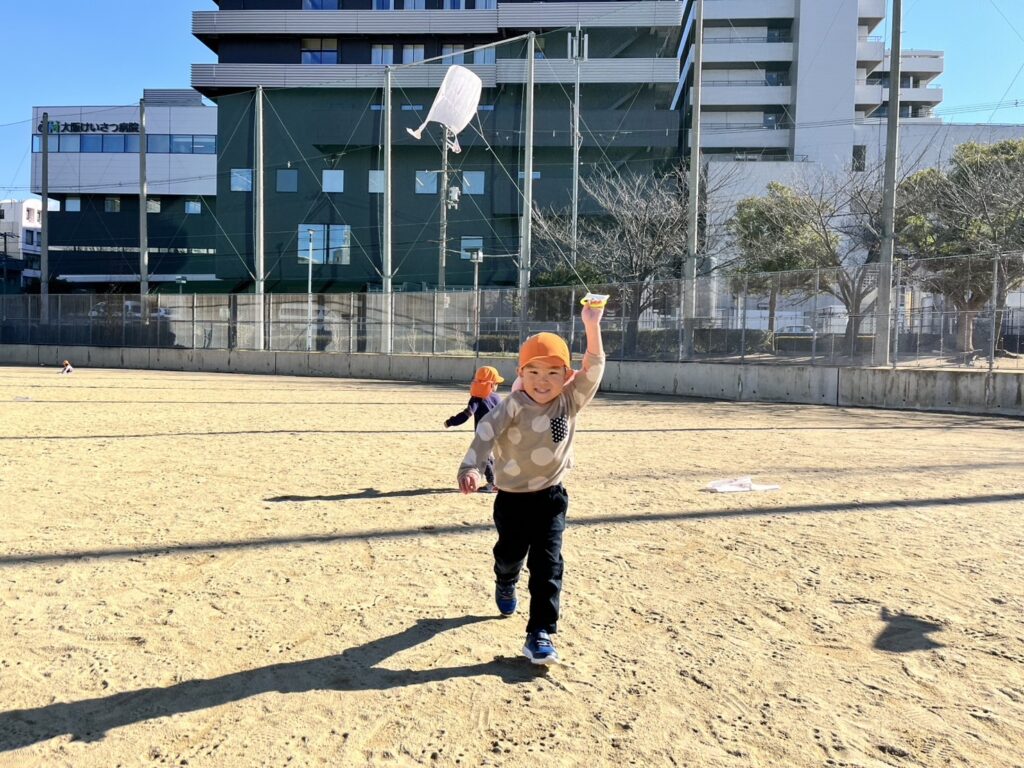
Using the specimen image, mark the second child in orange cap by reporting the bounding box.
[444,366,506,492]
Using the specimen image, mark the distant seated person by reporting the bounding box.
[59,360,74,375]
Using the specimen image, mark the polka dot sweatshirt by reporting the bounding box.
[457,352,606,493]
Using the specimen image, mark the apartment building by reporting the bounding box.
[190,0,684,291]
[30,90,220,292]
[0,199,42,291]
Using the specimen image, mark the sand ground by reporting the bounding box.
[0,364,1022,768]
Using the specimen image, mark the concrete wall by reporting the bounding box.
[4,344,1023,417]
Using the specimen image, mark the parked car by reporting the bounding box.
[777,325,816,335]
[87,301,142,320]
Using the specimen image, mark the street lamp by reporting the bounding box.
[306,228,314,352]
[469,247,484,362]
[175,275,187,296]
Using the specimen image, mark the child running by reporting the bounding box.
[457,301,605,665]
[444,366,505,493]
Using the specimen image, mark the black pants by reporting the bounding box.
[492,484,568,635]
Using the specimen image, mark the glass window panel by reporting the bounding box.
[372,45,394,65]
[103,134,125,152]
[65,197,81,213]
[322,169,344,193]
[147,197,161,214]
[298,224,326,264]
[104,197,120,213]
[192,135,216,154]
[59,134,80,152]
[406,0,425,8]
[462,170,485,195]
[474,47,495,65]
[444,0,463,8]
[123,134,140,153]
[147,134,170,153]
[276,169,298,193]
[374,0,394,9]
[327,224,351,265]
[368,170,384,193]
[402,44,424,63]
[231,168,253,192]
[185,200,202,215]
[460,236,483,260]
[415,170,437,194]
[170,135,193,154]
[517,171,541,180]
[32,135,41,152]
[47,134,59,152]
[442,44,465,64]
[80,135,103,153]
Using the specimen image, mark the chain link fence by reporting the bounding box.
[2,253,1022,369]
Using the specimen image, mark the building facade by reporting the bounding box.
[191,0,684,291]
[30,90,220,293]
[0,199,42,291]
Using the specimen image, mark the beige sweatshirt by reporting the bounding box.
[457,352,606,493]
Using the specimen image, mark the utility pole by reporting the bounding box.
[254,85,266,350]
[139,98,149,301]
[1,231,11,322]
[518,32,536,344]
[382,67,393,354]
[570,24,585,266]
[682,0,704,359]
[874,0,902,366]
[40,112,49,324]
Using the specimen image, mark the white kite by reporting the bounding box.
[406,65,482,153]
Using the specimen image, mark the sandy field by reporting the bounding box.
[0,364,1022,768]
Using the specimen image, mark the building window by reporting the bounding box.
[444,0,463,8]
[401,104,423,111]
[171,135,194,154]
[478,104,495,111]
[124,135,140,153]
[477,0,496,8]
[59,135,80,152]
[415,170,437,194]
[185,200,202,215]
[299,223,351,265]
[231,168,253,192]
[517,171,541,180]
[474,47,495,65]
[534,38,546,59]
[765,71,789,86]
[852,145,867,172]
[104,196,120,213]
[277,169,299,193]
[368,170,384,193]
[402,44,425,64]
[301,38,339,64]
[442,44,465,64]
[303,0,340,8]
[372,45,394,65]
[462,170,485,195]
[460,236,483,260]
[81,135,103,153]
[103,134,125,153]
[374,0,394,9]
[323,169,345,193]
[147,198,161,214]
[65,197,81,213]
[148,134,171,154]
[193,135,216,154]
[406,0,426,8]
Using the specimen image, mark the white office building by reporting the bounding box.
[0,199,42,289]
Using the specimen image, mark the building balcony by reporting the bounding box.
[885,86,943,104]
[855,83,883,109]
[701,83,792,107]
[891,50,944,77]
[856,37,884,67]
[498,1,684,29]
[702,0,795,22]
[694,124,791,150]
[193,9,497,42]
[192,62,498,91]
[496,108,679,148]
[857,0,885,27]
[703,40,793,65]
[496,57,679,85]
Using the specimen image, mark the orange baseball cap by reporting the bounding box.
[470,366,504,398]
[518,332,570,369]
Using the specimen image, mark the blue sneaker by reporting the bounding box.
[495,581,517,617]
[523,630,560,665]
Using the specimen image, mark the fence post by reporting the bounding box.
[892,261,901,368]
[739,275,748,363]
[192,293,197,350]
[57,294,62,346]
[810,269,819,365]
[349,293,355,354]
[989,255,999,372]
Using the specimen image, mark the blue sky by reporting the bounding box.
[2,0,1022,200]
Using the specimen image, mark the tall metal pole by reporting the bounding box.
[518,32,536,344]
[139,98,149,300]
[382,68,394,354]
[439,129,449,290]
[682,0,704,359]
[254,86,266,350]
[307,228,314,352]
[472,250,482,364]
[874,0,902,366]
[40,112,49,324]
[571,25,583,266]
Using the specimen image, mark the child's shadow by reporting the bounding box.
[0,615,539,752]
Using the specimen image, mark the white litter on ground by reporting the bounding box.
[705,477,780,493]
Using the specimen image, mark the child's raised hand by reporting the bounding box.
[581,301,605,326]
[459,471,481,494]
